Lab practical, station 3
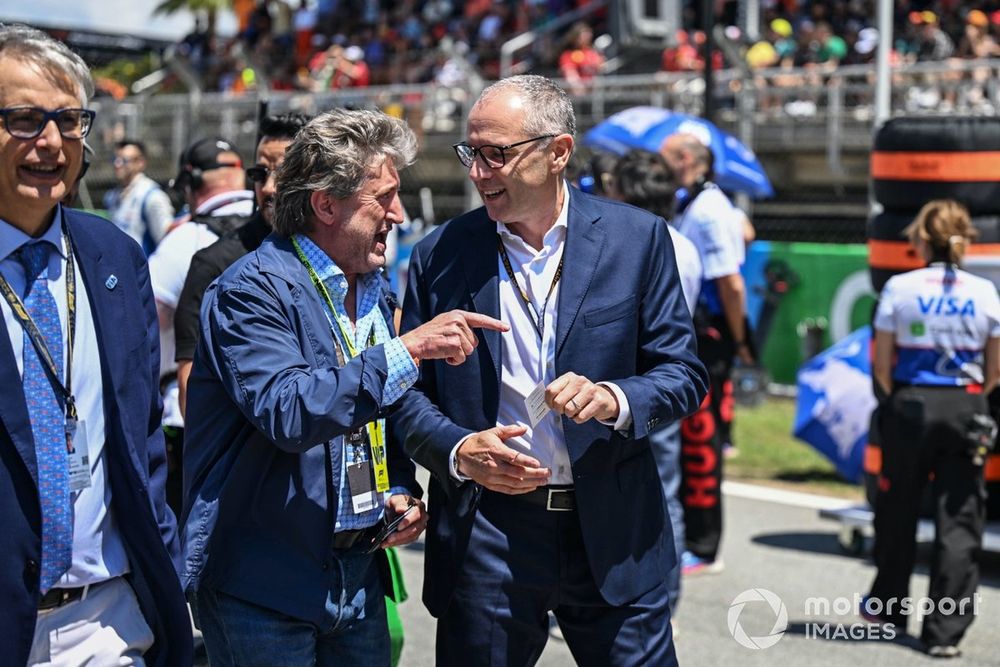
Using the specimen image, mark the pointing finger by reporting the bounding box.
[461,311,510,332]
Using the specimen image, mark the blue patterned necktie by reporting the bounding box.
[18,242,72,592]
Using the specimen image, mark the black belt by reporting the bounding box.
[332,524,382,550]
[515,486,576,512]
[38,580,105,611]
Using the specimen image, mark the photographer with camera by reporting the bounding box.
[864,199,1000,658]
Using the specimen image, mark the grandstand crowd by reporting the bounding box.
[167,1,1000,96]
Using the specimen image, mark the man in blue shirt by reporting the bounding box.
[183,108,506,665]
[0,25,190,666]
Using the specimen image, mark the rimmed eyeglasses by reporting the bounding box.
[452,135,555,169]
[0,107,96,140]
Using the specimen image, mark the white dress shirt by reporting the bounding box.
[0,209,129,588]
[450,187,631,485]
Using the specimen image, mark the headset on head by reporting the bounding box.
[174,137,239,193]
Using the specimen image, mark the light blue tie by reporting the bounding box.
[19,243,72,592]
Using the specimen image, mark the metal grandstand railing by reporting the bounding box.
[82,58,1000,229]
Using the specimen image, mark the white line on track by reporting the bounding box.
[722,480,858,511]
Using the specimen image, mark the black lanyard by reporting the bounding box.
[0,231,77,421]
[497,234,564,340]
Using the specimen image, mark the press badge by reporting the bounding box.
[525,381,551,427]
[66,419,92,492]
[347,460,377,513]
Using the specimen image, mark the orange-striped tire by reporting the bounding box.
[868,210,1000,292]
[872,116,1000,215]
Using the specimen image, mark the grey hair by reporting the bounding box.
[272,108,417,237]
[0,24,94,104]
[476,75,576,138]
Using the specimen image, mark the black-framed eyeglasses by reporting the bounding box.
[0,107,96,140]
[452,134,556,169]
[245,165,271,183]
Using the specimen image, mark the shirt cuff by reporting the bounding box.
[449,434,475,482]
[386,486,412,500]
[596,382,632,432]
[381,338,419,406]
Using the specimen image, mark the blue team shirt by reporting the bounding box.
[875,263,1000,386]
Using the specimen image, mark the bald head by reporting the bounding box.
[660,133,712,188]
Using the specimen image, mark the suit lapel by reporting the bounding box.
[65,212,128,401]
[555,190,604,359]
[0,310,38,485]
[461,210,501,381]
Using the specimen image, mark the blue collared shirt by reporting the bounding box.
[0,207,129,587]
[293,234,417,530]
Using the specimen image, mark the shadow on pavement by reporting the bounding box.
[751,531,846,557]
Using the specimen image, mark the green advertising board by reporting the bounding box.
[744,241,875,385]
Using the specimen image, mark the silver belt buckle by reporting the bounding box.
[546,488,573,512]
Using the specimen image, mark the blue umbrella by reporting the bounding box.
[582,106,775,198]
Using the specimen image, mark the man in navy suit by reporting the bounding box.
[0,25,191,666]
[392,74,708,665]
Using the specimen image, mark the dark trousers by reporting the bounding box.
[197,545,389,667]
[163,425,184,518]
[436,491,677,667]
[679,318,734,561]
[869,385,987,647]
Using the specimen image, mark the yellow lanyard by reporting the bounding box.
[291,237,389,493]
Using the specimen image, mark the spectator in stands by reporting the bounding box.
[103,140,174,255]
[559,21,605,95]
[958,9,1000,59]
[915,11,955,61]
[293,0,318,66]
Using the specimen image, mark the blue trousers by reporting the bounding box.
[650,421,685,612]
[436,490,677,667]
[196,544,389,667]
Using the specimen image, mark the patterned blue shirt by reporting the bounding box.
[294,234,418,530]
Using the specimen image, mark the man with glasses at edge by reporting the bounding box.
[391,74,707,665]
[103,139,175,255]
[0,25,191,666]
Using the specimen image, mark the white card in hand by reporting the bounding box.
[525,381,550,427]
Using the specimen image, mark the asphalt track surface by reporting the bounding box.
[395,475,1000,666]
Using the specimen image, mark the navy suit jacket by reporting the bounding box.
[392,188,709,616]
[0,209,192,666]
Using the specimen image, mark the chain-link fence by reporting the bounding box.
[83,59,1000,243]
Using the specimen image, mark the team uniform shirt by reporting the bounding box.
[103,173,175,253]
[149,190,254,381]
[673,184,745,315]
[875,263,1000,387]
[668,225,703,316]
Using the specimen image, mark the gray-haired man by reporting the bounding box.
[182,108,506,665]
[0,24,190,666]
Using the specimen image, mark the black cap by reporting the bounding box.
[172,137,243,191]
[181,137,241,171]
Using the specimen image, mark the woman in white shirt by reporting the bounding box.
[865,199,1000,658]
